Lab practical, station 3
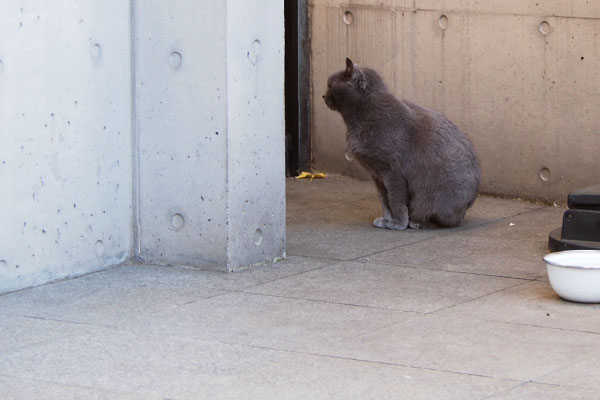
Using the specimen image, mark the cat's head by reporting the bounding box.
[322,58,368,111]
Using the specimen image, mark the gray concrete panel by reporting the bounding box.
[0,2,132,292]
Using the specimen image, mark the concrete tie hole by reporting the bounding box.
[539,21,550,35]
[95,240,104,256]
[171,213,185,230]
[254,229,263,246]
[438,15,448,30]
[91,43,102,60]
[247,39,262,65]
[539,167,551,182]
[343,11,353,25]
[169,51,182,69]
[252,40,261,57]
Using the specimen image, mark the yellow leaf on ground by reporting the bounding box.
[296,171,327,180]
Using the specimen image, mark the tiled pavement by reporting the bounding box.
[1,176,599,399]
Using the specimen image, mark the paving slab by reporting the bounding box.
[367,235,548,279]
[0,314,90,356]
[128,291,409,353]
[464,196,541,220]
[287,223,434,260]
[0,327,518,400]
[486,382,600,400]
[287,176,376,197]
[0,375,154,400]
[0,256,333,326]
[0,266,226,326]
[136,255,337,291]
[536,352,600,391]
[447,196,542,232]
[461,207,565,243]
[439,280,600,333]
[287,196,382,227]
[286,186,372,213]
[322,313,600,381]
[0,328,279,399]
[247,261,524,313]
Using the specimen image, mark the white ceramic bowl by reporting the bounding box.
[543,250,600,303]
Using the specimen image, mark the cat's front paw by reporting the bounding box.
[373,217,388,229]
[386,218,408,230]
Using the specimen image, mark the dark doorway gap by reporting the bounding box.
[284,0,311,176]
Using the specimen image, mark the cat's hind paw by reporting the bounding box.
[373,217,388,229]
[408,221,422,229]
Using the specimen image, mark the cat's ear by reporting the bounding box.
[345,58,354,75]
[345,58,367,91]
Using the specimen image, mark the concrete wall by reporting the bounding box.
[0,1,133,293]
[0,0,285,293]
[310,0,600,203]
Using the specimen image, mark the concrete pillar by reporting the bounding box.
[135,0,286,271]
[0,0,286,293]
[224,1,287,269]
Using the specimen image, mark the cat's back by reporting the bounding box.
[400,100,475,152]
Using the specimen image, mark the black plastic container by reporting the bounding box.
[548,185,600,252]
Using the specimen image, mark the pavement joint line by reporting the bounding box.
[530,381,600,393]
[454,232,551,244]
[139,289,241,312]
[0,373,140,398]
[350,316,417,337]
[238,263,342,291]
[480,381,600,400]
[202,338,525,384]
[285,252,348,261]
[530,349,600,384]
[346,236,437,262]
[231,290,420,314]
[0,333,87,364]
[479,380,531,400]
[441,314,600,336]
[425,280,532,315]
[350,258,542,281]
[0,263,126,298]
[17,314,99,327]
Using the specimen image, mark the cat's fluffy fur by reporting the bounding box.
[323,58,480,229]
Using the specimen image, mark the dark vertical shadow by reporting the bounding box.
[285,0,311,176]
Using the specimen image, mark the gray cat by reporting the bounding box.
[323,58,480,229]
